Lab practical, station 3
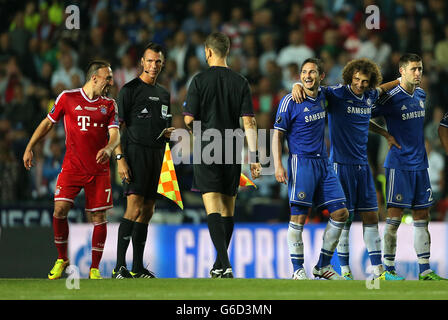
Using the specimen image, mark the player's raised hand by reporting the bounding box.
[96,147,112,164]
[23,149,34,170]
[275,165,288,184]
[291,83,306,103]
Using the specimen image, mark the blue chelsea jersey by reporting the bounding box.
[274,90,327,158]
[372,85,428,170]
[324,84,379,164]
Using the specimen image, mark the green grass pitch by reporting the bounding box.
[1,278,448,300]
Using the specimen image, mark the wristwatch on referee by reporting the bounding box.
[115,154,124,160]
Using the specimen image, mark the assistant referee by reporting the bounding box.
[112,42,174,279]
[184,32,261,278]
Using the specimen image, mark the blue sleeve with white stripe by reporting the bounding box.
[440,112,448,128]
[372,85,401,118]
[372,90,391,118]
[321,84,341,98]
[274,93,293,132]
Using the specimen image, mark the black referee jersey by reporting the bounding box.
[184,66,254,194]
[183,66,254,135]
[118,77,170,149]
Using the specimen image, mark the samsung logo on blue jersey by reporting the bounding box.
[402,110,425,120]
[305,111,326,123]
[347,106,371,114]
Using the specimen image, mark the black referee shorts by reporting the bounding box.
[192,163,241,196]
[123,143,164,200]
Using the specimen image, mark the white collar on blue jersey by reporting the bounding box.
[346,84,364,100]
[398,84,415,98]
[305,86,321,101]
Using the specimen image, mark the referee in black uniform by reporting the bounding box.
[112,42,174,279]
[184,32,261,278]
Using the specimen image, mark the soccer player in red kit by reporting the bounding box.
[23,60,120,280]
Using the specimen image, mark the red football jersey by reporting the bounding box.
[47,88,119,176]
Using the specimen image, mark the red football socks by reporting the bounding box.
[91,221,107,269]
[53,216,69,261]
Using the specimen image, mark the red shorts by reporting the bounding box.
[54,171,113,212]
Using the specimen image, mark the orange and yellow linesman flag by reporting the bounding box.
[157,143,183,210]
[239,173,257,189]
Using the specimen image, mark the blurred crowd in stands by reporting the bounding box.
[1,0,448,223]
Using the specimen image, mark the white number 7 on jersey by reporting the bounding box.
[105,188,111,202]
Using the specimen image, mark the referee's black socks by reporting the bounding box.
[132,221,149,272]
[212,216,234,270]
[116,217,134,269]
[222,216,234,248]
[207,213,231,270]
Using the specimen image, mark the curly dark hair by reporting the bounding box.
[341,58,383,89]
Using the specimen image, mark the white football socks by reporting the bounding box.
[288,222,304,271]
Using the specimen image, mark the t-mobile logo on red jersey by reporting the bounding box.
[78,116,91,131]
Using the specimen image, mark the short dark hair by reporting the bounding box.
[399,53,422,68]
[141,42,165,59]
[204,32,230,58]
[301,58,324,75]
[342,58,382,89]
[86,60,111,80]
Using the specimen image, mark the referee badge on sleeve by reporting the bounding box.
[161,104,168,119]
